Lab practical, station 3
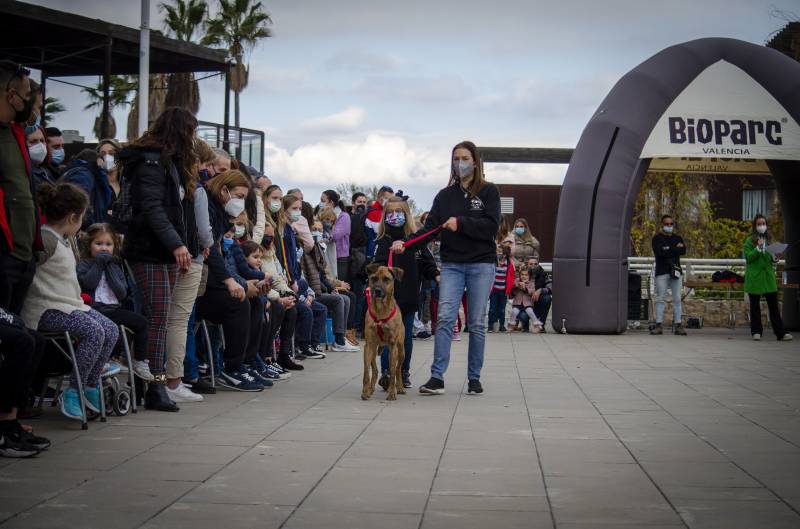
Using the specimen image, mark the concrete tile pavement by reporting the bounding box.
[0,327,798,528]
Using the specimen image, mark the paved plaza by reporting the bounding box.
[1,329,799,529]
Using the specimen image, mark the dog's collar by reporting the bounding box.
[365,287,398,341]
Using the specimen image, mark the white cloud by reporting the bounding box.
[265,133,448,188]
[300,106,367,133]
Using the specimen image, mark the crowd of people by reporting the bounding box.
[1,61,792,460]
[0,63,552,458]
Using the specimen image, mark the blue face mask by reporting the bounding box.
[386,211,406,227]
[514,227,525,236]
[24,113,41,136]
[663,225,674,234]
[198,168,210,184]
[222,238,234,251]
[51,148,65,165]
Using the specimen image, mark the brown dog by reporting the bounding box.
[362,264,405,401]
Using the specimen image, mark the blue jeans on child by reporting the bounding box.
[380,310,415,374]
[488,290,507,329]
[432,262,495,382]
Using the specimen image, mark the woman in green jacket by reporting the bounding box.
[744,214,792,342]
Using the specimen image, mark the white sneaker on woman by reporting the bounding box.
[332,342,359,352]
[166,382,204,403]
[780,333,793,342]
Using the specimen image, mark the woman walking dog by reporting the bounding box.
[391,140,500,395]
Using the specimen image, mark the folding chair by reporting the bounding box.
[118,325,138,414]
[195,320,217,388]
[38,331,107,430]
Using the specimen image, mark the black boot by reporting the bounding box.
[144,381,180,412]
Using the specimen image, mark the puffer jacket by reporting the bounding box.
[120,147,198,264]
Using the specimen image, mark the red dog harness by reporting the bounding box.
[369,226,442,340]
[365,287,398,341]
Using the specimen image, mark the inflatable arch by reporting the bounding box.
[552,38,800,334]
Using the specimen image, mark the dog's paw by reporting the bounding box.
[386,394,397,401]
[361,393,370,400]
[398,387,406,395]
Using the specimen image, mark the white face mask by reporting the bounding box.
[103,153,116,172]
[28,142,46,164]
[756,224,767,234]
[289,210,301,223]
[268,200,281,213]
[234,225,246,238]
[456,159,473,179]
[223,188,246,217]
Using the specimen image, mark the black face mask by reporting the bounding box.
[355,204,366,214]
[262,234,274,248]
[10,90,34,124]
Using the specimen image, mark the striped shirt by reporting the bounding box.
[494,262,508,292]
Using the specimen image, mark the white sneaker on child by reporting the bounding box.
[166,382,204,403]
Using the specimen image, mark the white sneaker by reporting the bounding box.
[132,360,155,381]
[453,331,461,341]
[332,342,359,352]
[752,333,761,341]
[780,333,793,342]
[166,382,204,402]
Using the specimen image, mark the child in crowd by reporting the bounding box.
[77,223,153,381]
[21,183,120,420]
[488,244,514,333]
[374,196,439,389]
[508,269,543,333]
[221,223,274,387]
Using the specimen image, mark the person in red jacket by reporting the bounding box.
[488,244,515,332]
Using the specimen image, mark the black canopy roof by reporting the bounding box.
[0,0,228,76]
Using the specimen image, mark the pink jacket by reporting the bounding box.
[510,279,535,308]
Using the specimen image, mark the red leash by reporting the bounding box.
[365,287,398,341]
[387,226,442,267]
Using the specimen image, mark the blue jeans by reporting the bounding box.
[488,290,507,328]
[432,262,495,381]
[518,293,552,330]
[183,303,199,381]
[654,274,682,324]
[380,311,415,374]
[296,300,327,348]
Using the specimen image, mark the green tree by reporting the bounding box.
[202,0,272,129]
[42,96,65,126]
[160,0,206,114]
[82,75,135,139]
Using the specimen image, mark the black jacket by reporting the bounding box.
[405,183,500,264]
[77,254,130,308]
[652,232,686,276]
[374,226,439,315]
[120,147,198,264]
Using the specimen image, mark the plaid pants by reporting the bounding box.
[131,262,178,375]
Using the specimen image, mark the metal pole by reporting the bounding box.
[101,38,112,139]
[138,0,150,137]
[39,48,47,125]
[223,65,230,152]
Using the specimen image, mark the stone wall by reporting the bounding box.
[656,298,779,328]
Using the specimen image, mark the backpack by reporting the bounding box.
[111,152,161,234]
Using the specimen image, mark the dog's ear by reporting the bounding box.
[389,267,405,282]
[366,263,381,276]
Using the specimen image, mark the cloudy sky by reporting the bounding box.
[30,0,796,209]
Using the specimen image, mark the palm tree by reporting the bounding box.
[202,0,272,129]
[126,74,169,141]
[160,0,207,113]
[82,75,135,139]
[43,96,65,126]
